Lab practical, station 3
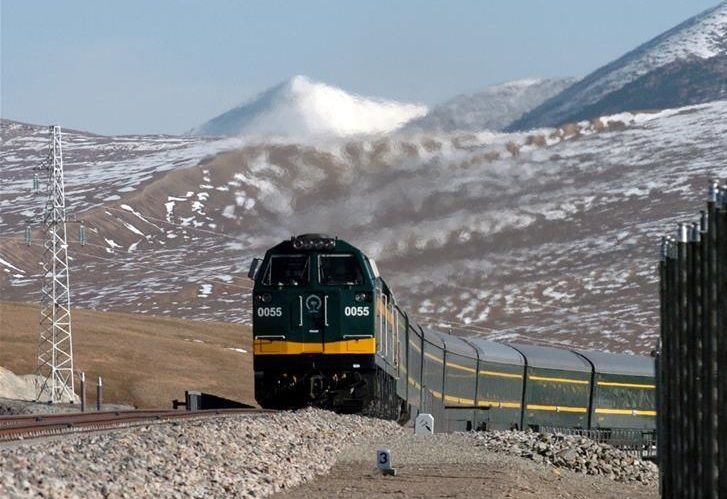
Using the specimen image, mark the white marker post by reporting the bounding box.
[415,413,434,435]
[376,449,396,476]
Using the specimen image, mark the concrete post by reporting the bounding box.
[96,377,103,411]
[80,372,86,412]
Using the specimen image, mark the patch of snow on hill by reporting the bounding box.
[191,75,427,139]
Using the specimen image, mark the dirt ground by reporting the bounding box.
[0,301,254,408]
[273,462,658,499]
[272,433,658,499]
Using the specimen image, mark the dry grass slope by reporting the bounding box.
[0,302,253,408]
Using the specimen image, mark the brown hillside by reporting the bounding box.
[0,302,253,408]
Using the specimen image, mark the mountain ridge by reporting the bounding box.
[508,2,727,130]
[402,78,577,133]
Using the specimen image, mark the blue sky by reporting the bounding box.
[1,1,720,135]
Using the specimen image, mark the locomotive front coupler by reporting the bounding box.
[308,373,328,400]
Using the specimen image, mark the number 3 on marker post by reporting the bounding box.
[376,449,391,469]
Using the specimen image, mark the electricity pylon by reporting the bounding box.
[34,125,76,403]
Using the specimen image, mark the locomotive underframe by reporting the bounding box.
[254,354,405,419]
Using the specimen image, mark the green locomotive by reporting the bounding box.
[249,234,656,434]
[248,234,403,417]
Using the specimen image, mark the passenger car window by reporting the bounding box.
[265,255,309,286]
[319,254,364,285]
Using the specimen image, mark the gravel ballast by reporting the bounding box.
[0,409,403,498]
[472,430,659,485]
[0,409,658,498]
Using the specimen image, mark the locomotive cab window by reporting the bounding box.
[264,255,309,286]
[318,254,364,286]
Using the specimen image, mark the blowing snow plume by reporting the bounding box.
[190,75,427,140]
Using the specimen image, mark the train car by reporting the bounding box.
[440,334,479,430]
[465,339,525,431]
[405,323,424,410]
[248,234,656,438]
[574,349,656,430]
[511,344,592,430]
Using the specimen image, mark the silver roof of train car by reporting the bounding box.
[441,334,478,358]
[574,349,655,377]
[465,338,525,366]
[510,343,591,373]
[420,327,446,350]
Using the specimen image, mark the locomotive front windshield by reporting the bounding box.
[319,254,364,285]
[265,255,309,286]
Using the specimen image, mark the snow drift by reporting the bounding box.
[191,75,427,139]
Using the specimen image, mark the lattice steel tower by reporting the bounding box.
[35,125,75,402]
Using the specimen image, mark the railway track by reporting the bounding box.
[0,408,273,442]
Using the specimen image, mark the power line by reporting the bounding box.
[104,205,251,246]
[438,281,653,330]
[408,312,500,335]
[407,311,581,350]
[76,249,253,291]
[20,239,254,293]
[3,232,255,291]
[413,315,578,350]
[509,294,653,329]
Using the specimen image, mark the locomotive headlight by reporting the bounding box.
[354,292,368,302]
[257,293,272,303]
[291,235,336,251]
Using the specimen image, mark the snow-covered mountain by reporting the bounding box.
[568,55,727,119]
[190,75,427,139]
[3,101,726,354]
[509,2,727,130]
[403,78,576,133]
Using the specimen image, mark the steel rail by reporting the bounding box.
[0,408,274,442]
